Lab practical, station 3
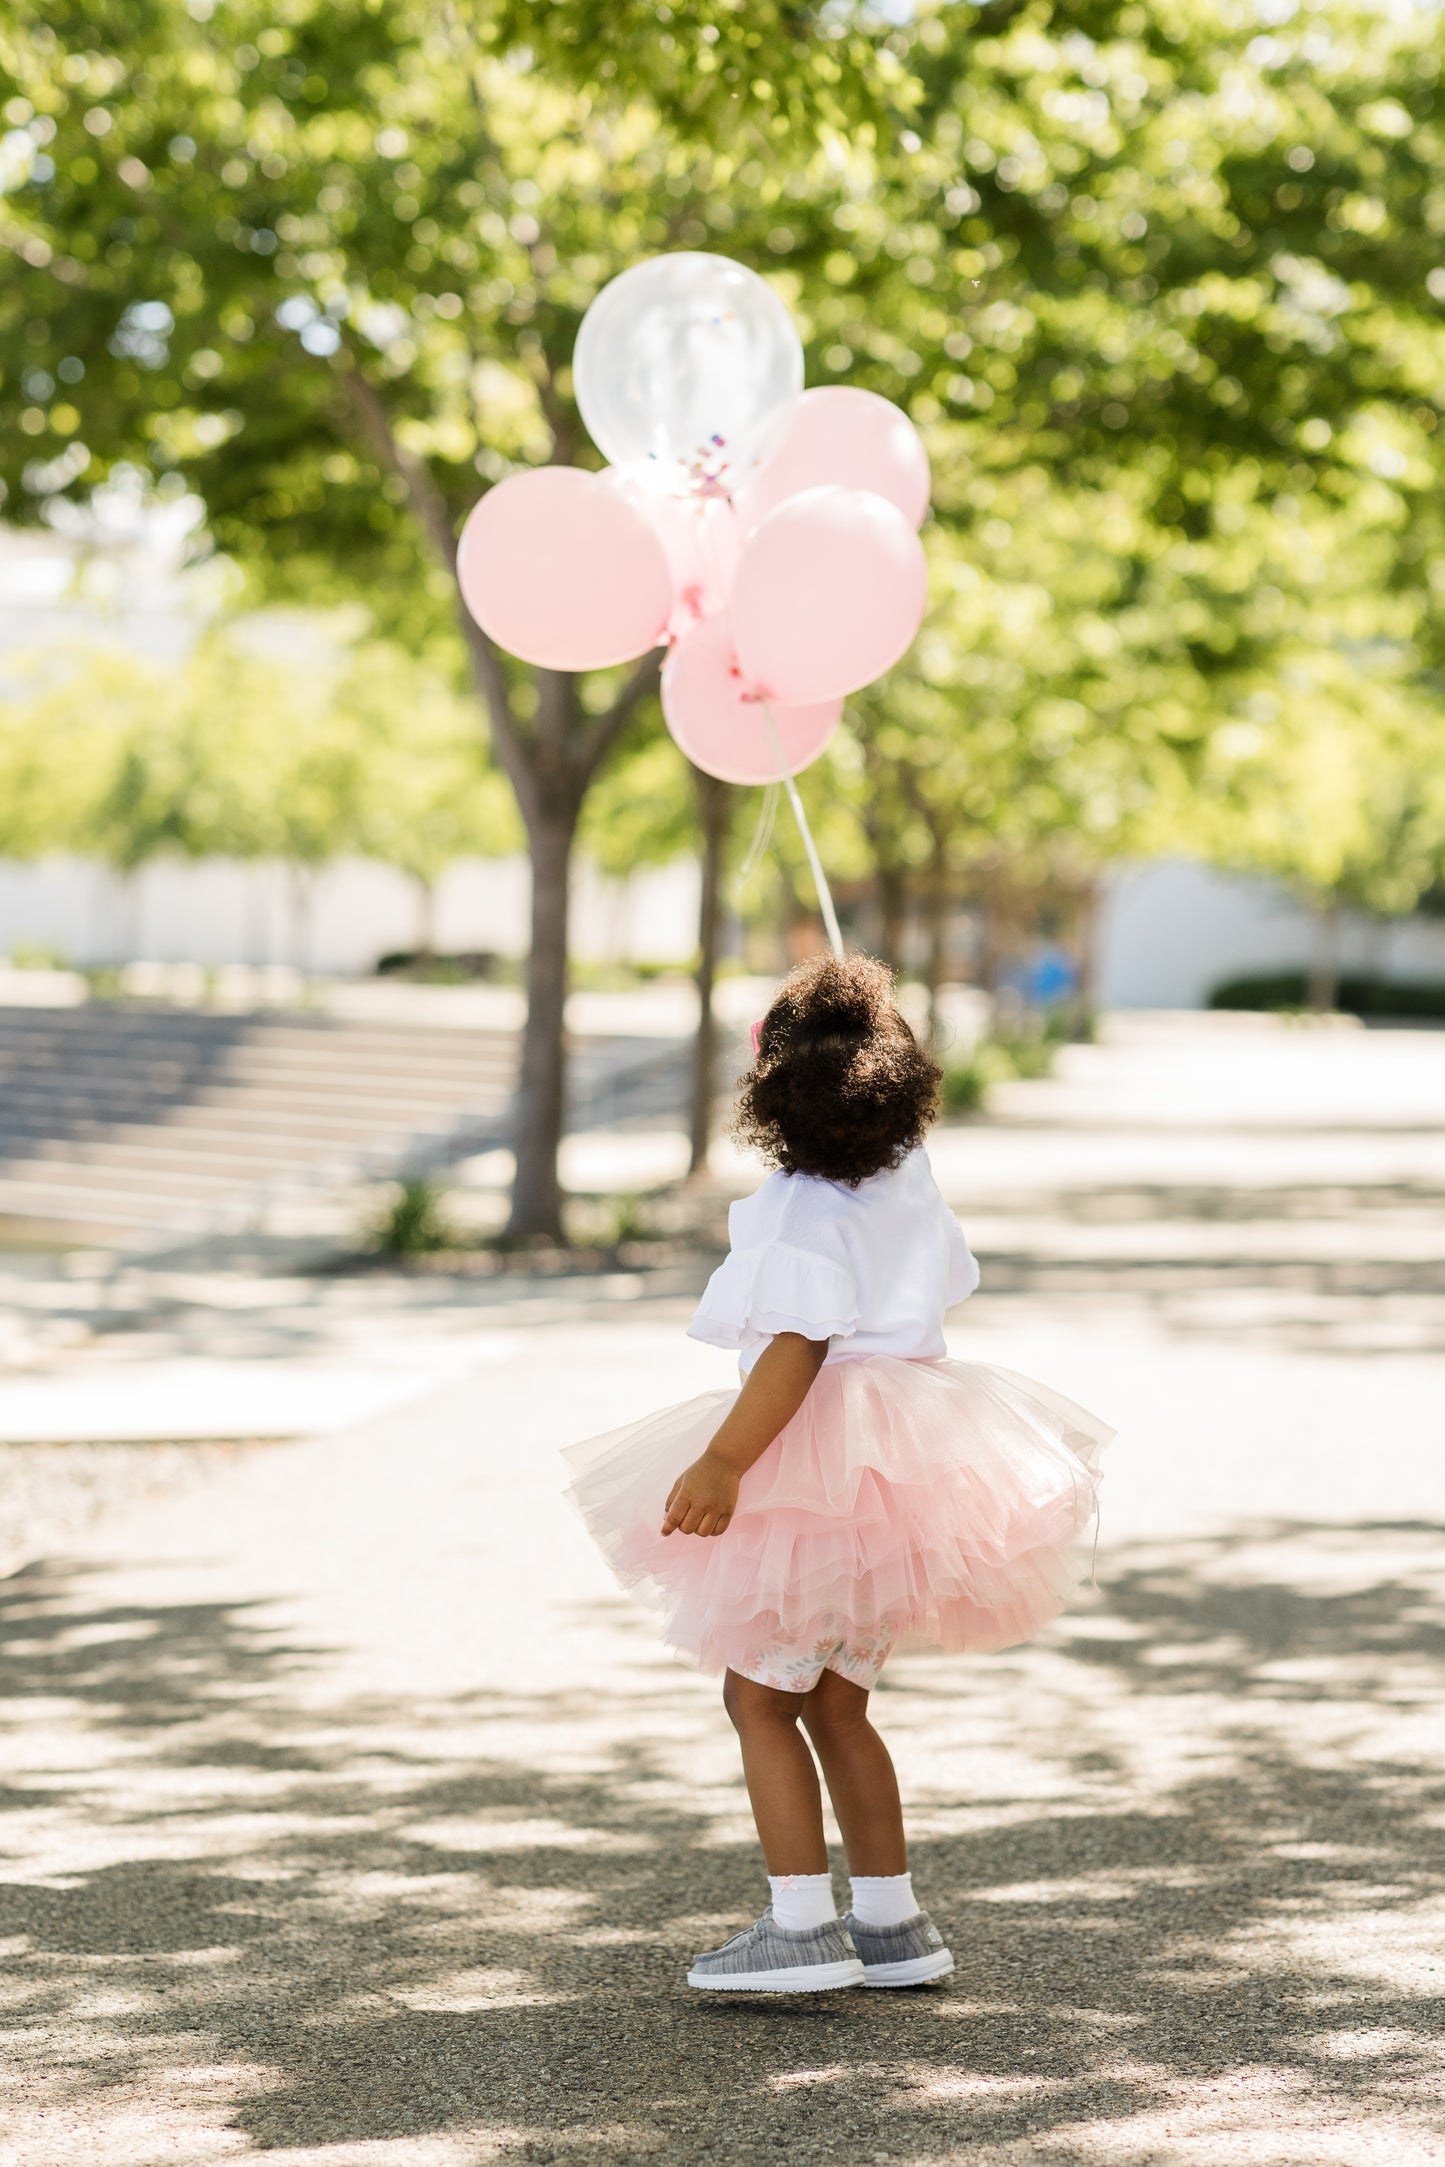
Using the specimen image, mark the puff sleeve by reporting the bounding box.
[688,1237,860,1352]
[946,1214,981,1305]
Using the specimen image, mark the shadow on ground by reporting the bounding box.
[2,1525,1445,2164]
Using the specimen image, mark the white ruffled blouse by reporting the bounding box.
[689,1146,980,1374]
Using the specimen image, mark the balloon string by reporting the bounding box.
[735,780,780,894]
[758,696,845,960]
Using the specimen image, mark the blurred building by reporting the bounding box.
[1095,862,1445,1010]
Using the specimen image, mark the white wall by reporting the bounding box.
[7,846,1445,1003]
[1095,859,1445,1009]
[0,853,703,973]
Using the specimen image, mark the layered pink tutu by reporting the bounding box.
[563,1355,1112,1675]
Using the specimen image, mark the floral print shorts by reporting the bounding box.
[730,1619,896,1695]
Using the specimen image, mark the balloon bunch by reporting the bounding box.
[457,252,930,792]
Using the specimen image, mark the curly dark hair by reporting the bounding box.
[734,951,941,1186]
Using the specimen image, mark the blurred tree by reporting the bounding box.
[823,0,1445,997]
[0,658,97,864]
[0,627,524,972]
[0,640,275,956]
[851,451,1445,1016]
[338,639,521,957]
[0,0,894,1237]
[1177,657,1445,1009]
[8,649,196,958]
[159,630,322,965]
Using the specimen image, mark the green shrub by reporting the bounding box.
[604,1192,654,1246]
[940,1014,1072,1116]
[992,1023,1059,1081]
[375,949,499,983]
[1210,972,1445,1018]
[371,1175,456,1255]
[1209,972,1310,1010]
[940,1053,991,1115]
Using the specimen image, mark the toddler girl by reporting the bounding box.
[566,952,1111,1993]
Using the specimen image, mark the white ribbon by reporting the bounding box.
[734,779,780,896]
[757,695,845,959]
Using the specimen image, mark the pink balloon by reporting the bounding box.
[457,467,672,670]
[736,386,931,533]
[731,486,928,705]
[602,471,741,638]
[661,612,841,785]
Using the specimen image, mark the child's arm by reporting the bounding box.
[661,1331,829,1538]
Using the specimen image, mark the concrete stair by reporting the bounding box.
[0,1002,689,1240]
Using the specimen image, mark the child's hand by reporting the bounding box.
[661,1450,739,1538]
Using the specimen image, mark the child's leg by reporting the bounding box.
[722,1668,829,1874]
[800,1668,907,1877]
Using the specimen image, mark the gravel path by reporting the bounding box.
[2,1019,1443,2167]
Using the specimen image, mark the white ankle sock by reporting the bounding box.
[849,1872,918,1927]
[767,1873,837,1931]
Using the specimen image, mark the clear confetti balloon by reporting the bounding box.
[574,252,803,499]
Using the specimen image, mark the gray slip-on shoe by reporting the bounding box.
[688,1908,865,1994]
[845,1910,954,1987]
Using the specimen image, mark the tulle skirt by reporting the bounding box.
[563,1355,1113,1676]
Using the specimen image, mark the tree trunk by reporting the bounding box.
[923,846,950,1049]
[689,769,732,1177]
[975,862,1002,999]
[245,862,270,971]
[507,798,577,1242]
[1307,895,1341,1012]
[1072,874,1102,1028]
[113,867,140,966]
[857,734,909,973]
[876,863,907,973]
[288,864,316,984]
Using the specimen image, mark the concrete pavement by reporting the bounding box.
[1,1014,1443,2166]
